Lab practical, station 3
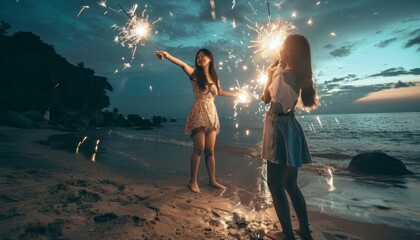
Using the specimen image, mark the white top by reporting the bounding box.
[268,68,299,113]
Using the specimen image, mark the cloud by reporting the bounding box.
[375,37,397,48]
[391,81,416,88]
[323,44,334,49]
[369,67,420,77]
[329,45,353,57]
[404,35,420,51]
[355,84,420,103]
[324,74,359,84]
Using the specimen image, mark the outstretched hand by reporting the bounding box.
[154,50,168,60]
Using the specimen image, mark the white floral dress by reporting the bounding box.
[185,79,220,136]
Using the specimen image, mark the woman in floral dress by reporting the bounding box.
[155,49,237,193]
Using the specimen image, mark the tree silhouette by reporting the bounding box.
[0,22,113,114]
[0,20,11,36]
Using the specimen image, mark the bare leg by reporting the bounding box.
[189,131,205,193]
[283,167,313,240]
[267,162,295,239]
[204,130,225,190]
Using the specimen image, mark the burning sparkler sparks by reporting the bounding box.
[98,0,107,8]
[113,4,161,58]
[248,20,295,58]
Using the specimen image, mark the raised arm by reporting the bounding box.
[261,60,279,104]
[217,81,237,97]
[155,51,195,77]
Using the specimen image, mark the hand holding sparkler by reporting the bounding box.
[154,50,168,60]
[267,60,280,76]
[261,60,279,104]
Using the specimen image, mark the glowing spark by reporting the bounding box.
[235,123,239,128]
[316,1,321,5]
[237,91,251,104]
[316,116,323,128]
[231,18,237,28]
[248,20,294,58]
[210,0,216,20]
[149,85,153,93]
[169,11,173,16]
[257,67,268,85]
[123,62,131,70]
[221,16,227,22]
[54,83,60,89]
[114,4,161,58]
[114,69,119,75]
[246,130,250,136]
[330,32,337,37]
[307,18,313,25]
[248,1,257,15]
[98,0,107,8]
[291,10,297,17]
[242,65,248,70]
[77,6,90,18]
[232,0,236,9]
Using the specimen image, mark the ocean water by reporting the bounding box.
[87,112,420,231]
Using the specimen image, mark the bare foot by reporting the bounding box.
[209,181,226,190]
[188,182,201,193]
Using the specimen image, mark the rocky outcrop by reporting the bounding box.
[348,152,414,175]
[1,111,34,129]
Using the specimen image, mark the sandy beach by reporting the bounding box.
[0,126,419,240]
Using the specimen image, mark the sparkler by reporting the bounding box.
[113,4,161,58]
[248,20,294,58]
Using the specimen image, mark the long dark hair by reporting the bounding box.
[281,34,318,109]
[193,49,219,91]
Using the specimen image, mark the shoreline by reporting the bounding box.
[0,126,419,239]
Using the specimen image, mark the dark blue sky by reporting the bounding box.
[1,0,419,117]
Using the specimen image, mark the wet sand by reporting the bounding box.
[0,126,419,239]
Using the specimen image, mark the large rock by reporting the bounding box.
[348,152,414,175]
[22,111,42,122]
[127,114,152,130]
[2,111,34,128]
